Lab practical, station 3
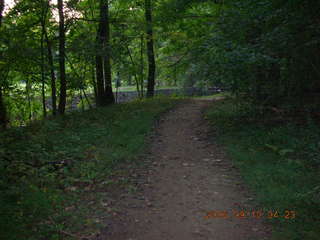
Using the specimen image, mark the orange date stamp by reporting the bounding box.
[204,210,296,220]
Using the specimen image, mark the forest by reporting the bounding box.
[1,0,320,126]
[1,0,320,239]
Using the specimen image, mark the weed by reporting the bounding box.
[206,98,320,240]
[0,97,178,239]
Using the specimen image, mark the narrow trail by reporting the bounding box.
[100,99,271,240]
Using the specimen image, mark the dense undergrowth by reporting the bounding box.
[206,98,320,240]
[0,97,178,240]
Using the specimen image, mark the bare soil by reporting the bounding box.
[97,99,272,240]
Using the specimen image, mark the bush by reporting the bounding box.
[206,98,320,239]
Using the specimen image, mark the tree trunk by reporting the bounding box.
[82,88,92,109]
[145,0,156,98]
[40,24,47,117]
[0,87,6,129]
[42,0,57,116]
[0,0,3,26]
[95,31,105,106]
[26,79,32,121]
[0,0,7,128]
[103,1,114,104]
[126,45,141,97]
[174,65,177,86]
[128,75,132,86]
[44,30,57,115]
[57,0,67,114]
[140,34,144,97]
[91,62,98,101]
[95,0,114,107]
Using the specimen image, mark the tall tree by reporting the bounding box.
[145,0,156,97]
[0,87,5,128]
[102,0,114,105]
[0,0,3,25]
[40,0,49,117]
[42,0,57,115]
[0,0,7,128]
[57,0,67,114]
[95,0,114,106]
[44,26,57,115]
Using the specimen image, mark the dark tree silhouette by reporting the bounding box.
[0,0,7,128]
[95,0,114,106]
[145,0,156,98]
[57,0,66,114]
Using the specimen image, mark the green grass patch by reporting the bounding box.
[206,98,320,240]
[0,97,179,240]
[114,85,179,92]
[193,92,231,100]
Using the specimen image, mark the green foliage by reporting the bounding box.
[2,0,320,125]
[0,97,178,239]
[162,0,320,106]
[206,98,320,239]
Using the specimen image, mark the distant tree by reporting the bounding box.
[145,0,156,97]
[0,0,7,128]
[42,0,57,116]
[57,0,67,114]
[0,0,3,25]
[95,0,114,106]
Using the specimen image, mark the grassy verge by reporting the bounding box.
[114,85,179,92]
[206,98,320,240]
[0,97,179,240]
[193,92,231,100]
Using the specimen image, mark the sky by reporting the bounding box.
[4,0,67,21]
[4,0,59,13]
[4,0,15,12]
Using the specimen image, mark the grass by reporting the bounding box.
[206,98,320,240]
[193,92,231,100]
[0,97,179,240]
[114,85,179,92]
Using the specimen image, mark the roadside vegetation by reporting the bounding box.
[1,0,320,239]
[206,98,320,240]
[0,97,178,240]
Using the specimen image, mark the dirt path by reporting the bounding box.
[99,99,271,240]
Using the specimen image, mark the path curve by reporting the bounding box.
[100,99,271,240]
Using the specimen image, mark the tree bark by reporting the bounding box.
[103,1,114,104]
[26,79,32,121]
[42,0,57,116]
[0,0,7,128]
[145,0,156,98]
[40,20,47,117]
[91,62,98,102]
[41,35,47,117]
[126,45,141,97]
[0,87,6,129]
[95,29,105,106]
[44,30,57,115]
[140,34,144,97]
[57,0,67,114]
[95,0,114,107]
